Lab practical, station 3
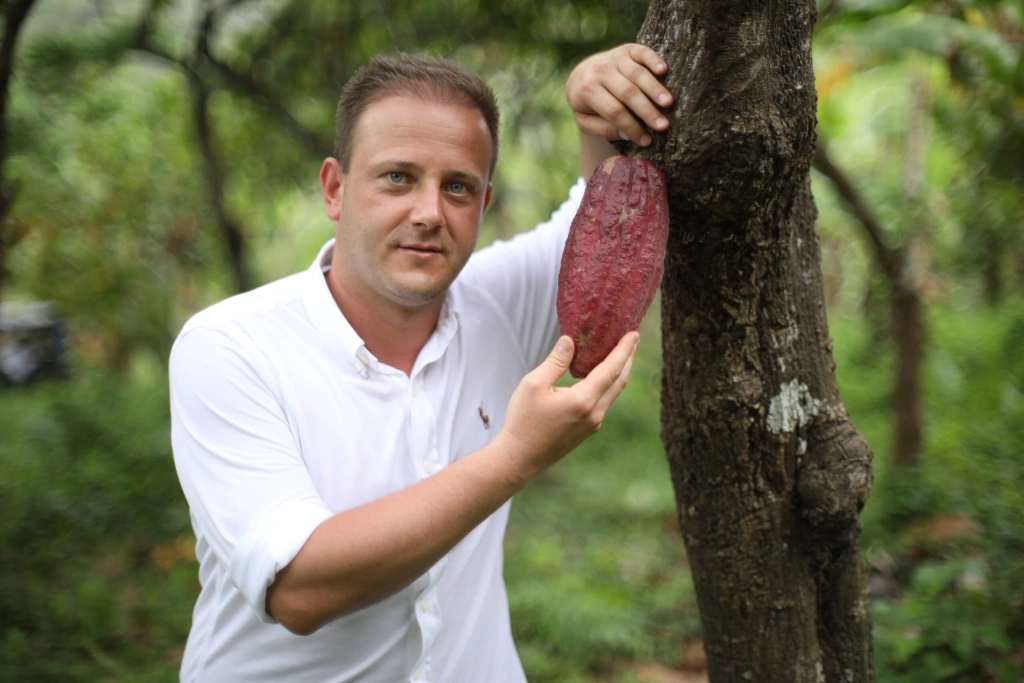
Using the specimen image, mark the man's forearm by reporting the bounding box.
[580,131,619,181]
[266,331,638,636]
[265,432,532,635]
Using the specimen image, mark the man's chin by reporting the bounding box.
[382,279,451,310]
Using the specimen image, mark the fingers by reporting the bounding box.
[627,43,669,78]
[578,331,639,401]
[532,336,574,388]
[567,44,673,148]
[602,71,671,145]
[574,112,621,142]
[594,343,636,416]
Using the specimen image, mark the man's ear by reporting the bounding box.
[482,183,493,214]
[320,158,345,222]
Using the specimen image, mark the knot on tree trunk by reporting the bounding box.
[797,421,873,549]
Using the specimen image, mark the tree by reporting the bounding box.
[0,0,38,299]
[811,0,1024,469]
[813,128,928,469]
[631,0,876,679]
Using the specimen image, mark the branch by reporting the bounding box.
[812,138,902,283]
[133,1,251,292]
[130,0,162,54]
[226,0,302,66]
[187,69,250,292]
[202,52,333,156]
[818,0,841,23]
[188,0,250,292]
[131,0,331,158]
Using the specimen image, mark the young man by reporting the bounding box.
[171,44,673,682]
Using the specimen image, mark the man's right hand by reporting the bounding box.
[495,331,639,484]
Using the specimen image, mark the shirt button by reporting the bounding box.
[420,601,430,613]
[412,384,420,397]
[423,460,434,474]
[413,670,422,681]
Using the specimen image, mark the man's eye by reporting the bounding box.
[449,182,468,195]
[386,172,406,184]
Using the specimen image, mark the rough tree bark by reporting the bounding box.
[630,1,876,680]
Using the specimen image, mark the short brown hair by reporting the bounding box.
[334,54,500,176]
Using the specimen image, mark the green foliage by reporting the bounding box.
[506,344,701,681]
[834,299,1024,683]
[0,366,193,682]
[873,558,1024,683]
[7,62,227,367]
[2,0,1024,680]
[816,0,1024,304]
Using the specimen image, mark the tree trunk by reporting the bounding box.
[891,281,922,466]
[811,143,925,468]
[633,1,875,680]
[0,0,38,300]
[188,70,252,294]
[889,74,929,468]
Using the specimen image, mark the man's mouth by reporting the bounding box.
[399,244,443,259]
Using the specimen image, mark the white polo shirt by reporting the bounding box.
[170,180,584,683]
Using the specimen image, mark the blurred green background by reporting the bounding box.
[1,0,1022,681]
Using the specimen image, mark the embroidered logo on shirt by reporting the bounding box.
[478,402,491,430]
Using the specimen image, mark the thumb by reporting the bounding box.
[534,335,574,386]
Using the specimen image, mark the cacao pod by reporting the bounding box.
[557,155,669,378]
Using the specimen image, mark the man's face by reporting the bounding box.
[323,95,493,313]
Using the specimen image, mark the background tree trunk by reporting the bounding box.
[631,0,876,680]
[0,0,38,301]
[812,130,927,469]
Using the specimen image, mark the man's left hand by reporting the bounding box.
[566,43,674,148]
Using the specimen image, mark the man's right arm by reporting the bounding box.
[263,332,638,635]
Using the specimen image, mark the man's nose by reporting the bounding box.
[410,185,444,229]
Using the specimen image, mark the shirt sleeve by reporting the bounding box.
[461,178,586,369]
[170,325,333,624]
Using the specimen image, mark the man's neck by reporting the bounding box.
[324,267,442,377]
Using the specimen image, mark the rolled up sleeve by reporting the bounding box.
[170,325,333,623]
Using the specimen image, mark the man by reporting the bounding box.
[170,43,673,682]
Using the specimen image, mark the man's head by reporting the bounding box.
[321,56,497,320]
[334,54,500,178]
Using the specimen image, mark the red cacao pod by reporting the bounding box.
[557,155,669,378]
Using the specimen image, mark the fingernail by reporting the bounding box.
[557,337,571,353]
[633,333,640,347]
[658,93,671,105]
[616,129,629,141]
[656,117,668,129]
[640,135,651,146]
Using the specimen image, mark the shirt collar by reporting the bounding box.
[302,239,461,376]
